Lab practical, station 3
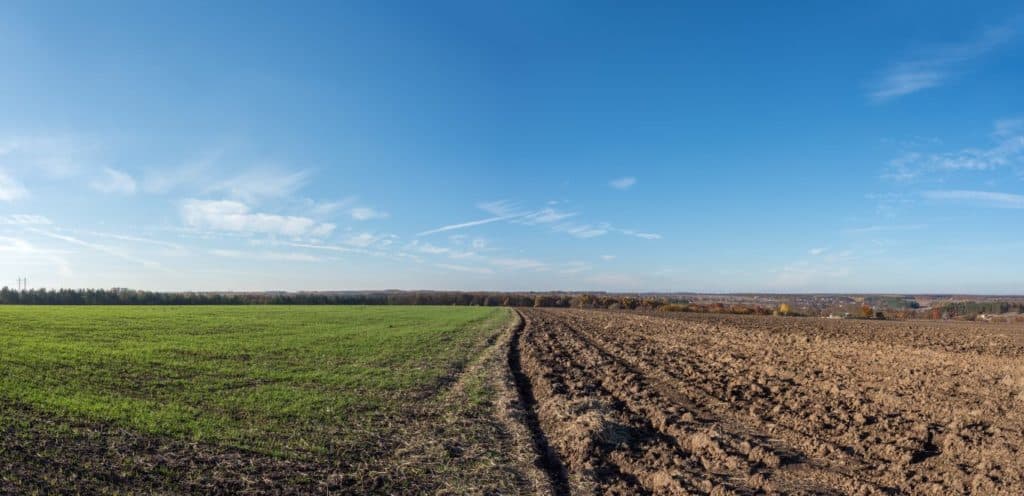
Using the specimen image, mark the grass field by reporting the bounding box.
[0,305,532,494]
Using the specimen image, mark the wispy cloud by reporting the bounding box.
[405,240,450,255]
[480,201,578,226]
[0,214,50,225]
[349,206,389,221]
[870,23,1016,102]
[403,240,477,260]
[882,152,926,181]
[448,234,488,250]
[143,152,314,202]
[181,199,336,238]
[281,241,368,256]
[0,136,91,178]
[842,224,928,234]
[281,240,419,263]
[489,257,548,271]
[206,168,310,202]
[405,238,559,273]
[521,208,577,224]
[556,223,661,240]
[883,118,1024,180]
[809,247,827,256]
[563,224,608,238]
[303,198,389,222]
[617,228,661,240]
[477,200,520,217]
[421,200,660,242]
[143,152,219,194]
[922,189,1024,208]
[28,228,161,269]
[90,167,136,195]
[210,249,323,262]
[609,176,637,190]
[342,232,396,248]
[435,263,494,275]
[306,197,357,216]
[71,230,187,256]
[865,192,914,217]
[0,171,28,201]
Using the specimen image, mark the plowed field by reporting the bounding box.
[513,309,1024,495]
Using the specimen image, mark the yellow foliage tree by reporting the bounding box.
[779,303,791,316]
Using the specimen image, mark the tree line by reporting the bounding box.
[0,287,729,312]
[0,287,793,317]
[0,287,668,308]
[2,287,1019,321]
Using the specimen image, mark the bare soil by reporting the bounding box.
[514,308,1024,495]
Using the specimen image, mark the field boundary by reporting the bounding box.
[360,307,556,494]
[506,309,570,495]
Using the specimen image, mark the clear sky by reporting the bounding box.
[1,1,1023,293]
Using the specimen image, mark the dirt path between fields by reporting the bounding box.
[511,308,1024,495]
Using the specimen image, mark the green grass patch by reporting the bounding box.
[0,305,510,457]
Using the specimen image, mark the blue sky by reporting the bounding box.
[1,1,1023,293]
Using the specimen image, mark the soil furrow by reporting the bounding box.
[561,312,892,494]
[520,310,669,494]
[554,312,878,495]
[514,308,1024,494]
[601,312,1024,492]
[508,310,571,495]
[527,310,746,494]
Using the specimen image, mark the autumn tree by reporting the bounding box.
[860,304,874,318]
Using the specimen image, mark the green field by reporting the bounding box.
[0,305,520,493]
[0,305,508,454]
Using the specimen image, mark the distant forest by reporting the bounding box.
[1,287,1022,321]
[0,287,675,309]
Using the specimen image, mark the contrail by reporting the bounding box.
[417,215,516,236]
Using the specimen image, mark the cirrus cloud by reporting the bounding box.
[869,23,1016,102]
[90,168,137,195]
[0,214,51,225]
[922,189,1024,208]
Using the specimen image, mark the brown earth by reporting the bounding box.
[514,308,1024,495]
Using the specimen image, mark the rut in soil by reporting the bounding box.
[508,310,570,495]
